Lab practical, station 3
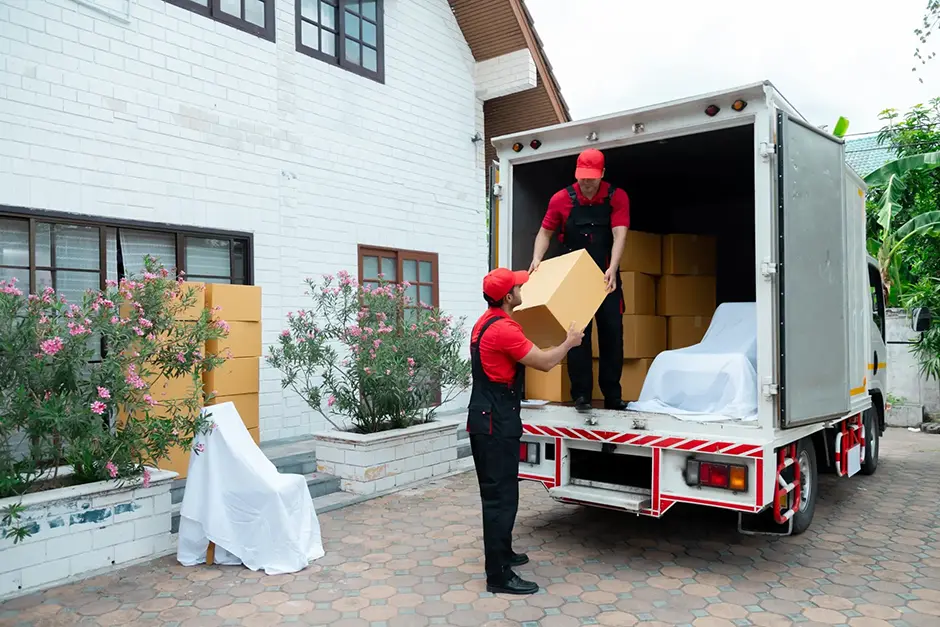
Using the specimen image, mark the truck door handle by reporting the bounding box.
[872,352,878,375]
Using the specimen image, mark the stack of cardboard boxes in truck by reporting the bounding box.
[520,232,717,404]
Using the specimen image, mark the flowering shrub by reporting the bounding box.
[0,257,228,508]
[268,271,471,434]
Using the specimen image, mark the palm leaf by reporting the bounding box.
[889,210,940,257]
[863,150,940,186]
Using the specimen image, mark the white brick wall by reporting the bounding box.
[475,49,538,101]
[0,0,488,440]
[315,419,460,494]
[0,471,176,600]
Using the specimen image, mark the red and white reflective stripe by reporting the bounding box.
[523,424,763,458]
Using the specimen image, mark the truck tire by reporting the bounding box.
[861,408,879,476]
[791,437,818,535]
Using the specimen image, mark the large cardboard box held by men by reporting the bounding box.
[513,250,607,348]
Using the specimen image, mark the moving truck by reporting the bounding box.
[490,81,896,535]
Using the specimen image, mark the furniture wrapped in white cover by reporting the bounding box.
[176,402,324,574]
[628,302,758,422]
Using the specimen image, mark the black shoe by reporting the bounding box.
[510,552,529,566]
[486,571,539,595]
[604,399,629,410]
[574,396,592,411]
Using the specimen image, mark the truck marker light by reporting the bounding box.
[519,442,540,465]
[530,139,542,150]
[512,142,524,153]
[685,459,748,492]
[732,99,747,112]
[705,104,720,117]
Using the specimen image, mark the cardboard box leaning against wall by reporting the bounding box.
[657,275,717,317]
[513,250,607,348]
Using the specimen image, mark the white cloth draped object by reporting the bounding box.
[176,402,324,574]
[628,302,758,422]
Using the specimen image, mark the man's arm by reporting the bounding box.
[518,323,583,372]
[529,228,553,273]
[608,226,628,271]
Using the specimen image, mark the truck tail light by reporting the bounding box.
[519,442,540,465]
[705,104,720,117]
[685,459,748,492]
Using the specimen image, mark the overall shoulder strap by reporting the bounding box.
[565,185,578,206]
[475,316,504,346]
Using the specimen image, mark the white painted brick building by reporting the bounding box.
[0,0,568,440]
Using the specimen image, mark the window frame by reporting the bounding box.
[868,261,886,342]
[357,245,441,405]
[0,205,255,294]
[295,0,385,83]
[164,0,276,42]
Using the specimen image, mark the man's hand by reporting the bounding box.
[529,259,541,274]
[564,322,584,348]
[603,267,617,294]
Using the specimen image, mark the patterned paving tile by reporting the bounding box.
[2,430,940,626]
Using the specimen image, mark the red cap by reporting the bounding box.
[575,148,605,179]
[483,268,529,301]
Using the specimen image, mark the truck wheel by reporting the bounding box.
[790,438,818,535]
[861,408,879,476]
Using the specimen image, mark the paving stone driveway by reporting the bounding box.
[3,429,940,627]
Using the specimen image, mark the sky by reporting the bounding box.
[526,0,940,136]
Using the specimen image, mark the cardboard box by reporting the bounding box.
[620,272,656,315]
[657,275,716,316]
[176,282,207,321]
[591,315,666,359]
[593,359,653,401]
[208,393,260,430]
[203,357,260,397]
[148,372,203,401]
[662,234,716,275]
[159,442,193,478]
[205,284,262,322]
[668,316,712,349]
[207,321,262,358]
[525,364,571,402]
[619,231,661,275]
[248,427,260,445]
[513,250,607,348]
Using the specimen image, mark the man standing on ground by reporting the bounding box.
[528,148,630,411]
[468,268,583,595]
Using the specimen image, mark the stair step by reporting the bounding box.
[549,484,651,511]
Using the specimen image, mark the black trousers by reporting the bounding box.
[568,284,624,402]
[469,433,520,583]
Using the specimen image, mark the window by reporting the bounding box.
[358,246,438,319]
[165,0,276,41]
[0,209,253,300]
[297,0,384,82]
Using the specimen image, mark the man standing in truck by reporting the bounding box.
[468,267,583,595]
[528,148,630,411]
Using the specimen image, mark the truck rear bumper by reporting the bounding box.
[519,422,769,517]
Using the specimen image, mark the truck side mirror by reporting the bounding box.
[912,307,932,333]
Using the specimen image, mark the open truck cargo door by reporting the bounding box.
[775,112,851,427]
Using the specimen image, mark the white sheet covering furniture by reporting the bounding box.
[176,402,324,574]
[628,302,758,422]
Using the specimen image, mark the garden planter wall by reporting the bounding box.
[314,419,461,494]
[0,468,176,600]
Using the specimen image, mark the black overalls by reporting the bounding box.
[561,185,625,403]
[467,316,524,584]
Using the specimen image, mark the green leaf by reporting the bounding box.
[864,150,940,186]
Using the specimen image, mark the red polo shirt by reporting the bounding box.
[542,182,631,242]
[471,308,533,385]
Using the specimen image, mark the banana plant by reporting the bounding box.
[863,151,940,302]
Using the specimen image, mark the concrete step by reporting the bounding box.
[171,471,341,533]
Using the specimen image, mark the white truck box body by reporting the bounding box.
[492,81,873,517]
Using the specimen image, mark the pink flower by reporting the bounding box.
[142,468,151,488]
[106,461,118,478]
[195,443,205,453]
[90,401,107,415]
[125,365,146,390]
[281,330,290,337]
[407,357,416,367]
[177,352,186,363]
[143,394,158,407]
[97,387,111,399]
[328,395,336,407]
[44,390,52,401]
[213,319,230,333]
[1,280,23,296]
[139,318,153,329]
[373,339,382,348]
[40,337,64,356]
[110,316,119,324]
